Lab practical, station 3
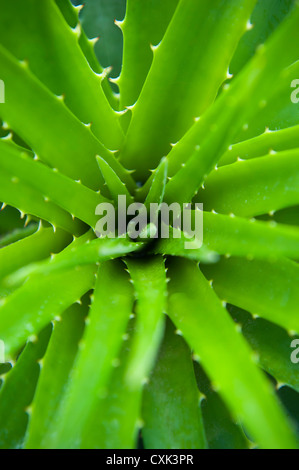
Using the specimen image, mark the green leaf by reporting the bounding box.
[153,207,299,262]
[270,206,299,226]
[277,386,299,435]
[151,224,219,264]
[120,0,257,180]
[0,168,82,235]
[81,256,167,449]
[234,60,299,142]
[0,225,71,280]
[133,158,168,242]
[96,155,134,204]
[5,234,143,288]
[55,0,119,109]
[0,263,96,359]
[167,257,298,449]
[136,157,168,206]
[0,44,135,193]
[0,205,28,238]
[195,150,299,217]
[0,0,124,150]
[55,0,78,27]
[219,124,299,166]
[201,391,251,449]
[201,256,299,333]
[230,0,296,75]
[0,325,52,449]
[25,302,87,449]
[43,260,134,449]
[0,132,33,154]
[142,318,206,449]
[0,223,38,249]
[85,317,142,449]
[0,140,110,229]
[77,0,126,80]
[0,363,13,391]
[201,211,299,260]
[228,305,299,393]
[194,363,250,449]
[124,256,166,388]
[118,0,179,108]
[162,5,299,202]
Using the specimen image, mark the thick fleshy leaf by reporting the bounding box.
[219,124,299,166]
[84,317,142,449]
[270,206,299,226]
[55,0,118,109]
[80,256,167,449]
[194,363,251,449]
[230,0,296,75]
[96,155,134,204]
[25,302,87,448]
[0,44,135,193]
[0,170,82,235]
[153,210,299,261]
[0,223,37,249]
[0,140,110,229]
[151,225,219,264]
[43,260,134,449]
[0,0,124,149]
[0,262,96,358]
[118,0,179,108]
[201,211,299,260]
[120,0,257,180]
[195,150,299,217]
[202,256,299,333]
[0,225,71,280]
[228,305,299,393]
[0,325,52,449]
[143,158,168,208]
[161,6,299,203]
[0,205,30,239]
[234,59,299,142]
[5,234,142,288]
[151,210,299,263]
[142,318,206,449]
[124,256,166,388]
[76,0,126,80]
[277,386,299,435]
[167,257,298,449]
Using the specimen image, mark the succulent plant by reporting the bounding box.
[0,0,298,450]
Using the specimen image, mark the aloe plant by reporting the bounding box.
[0,0,298,450]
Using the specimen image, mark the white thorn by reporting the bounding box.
[246,20,254,31]
[71,23,81,36]
[150,42,160,52]
[89,36,100,46]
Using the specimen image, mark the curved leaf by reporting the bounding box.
[120,0,257,180]
[196,150,299,217]
[25,302,87,448]
[0,325,52,449]
[0,0,124,149]
[43,260,134,449]
[167,257,298,449]
[202,256,299,333]
[142,318,206,449]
